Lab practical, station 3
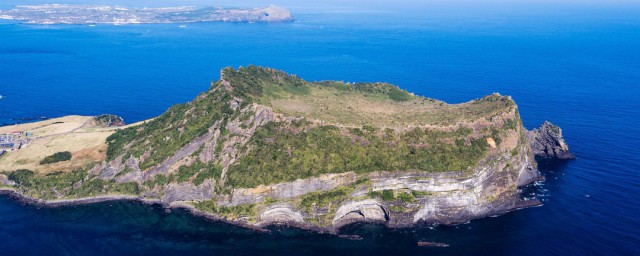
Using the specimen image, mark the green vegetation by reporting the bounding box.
[7,169,35,186]
[93,114,124,127]
[68,179,105,197]
[106,67,295,170]
[176,162,203,183]
[106,87,233,170]
[503,117,519,131]
[411,190,434,197]
[116,166,133,177]
[388,86,412,101]
[6,168,140,199]
[143,174,172,189]
[397,192,416,203]
[491,128,503,145]
[221,65,308,100]
[227,121,489,188]
[317,80,414,102]
[193,164,222,186]
[68,180,139,197]
[9,169,86,197]
[111,182,141,194]
[382,190,396,201]
[194,200,257,220]
[368,189,393,201]
[299,186,355,214]
[263,197,279,205]
[298,178,370,214]
[40,151,72,165]
[140,161,222,188]
[177,161,222,185]
[369,189,428,203]
[104,66,516,190]
[389,205,406,212]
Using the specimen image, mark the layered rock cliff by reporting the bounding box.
[1,66,572,232]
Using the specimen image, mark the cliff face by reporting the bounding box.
[2,66,572,231]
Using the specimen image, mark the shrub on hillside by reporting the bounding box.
[40,151,72,165]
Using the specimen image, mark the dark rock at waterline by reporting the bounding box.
[527,121,575,160]
[417,241,449,247]
[338,234,363,240]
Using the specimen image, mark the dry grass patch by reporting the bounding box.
[264,85,515,128]
[0,115,152,174]
[0,115,92,136]
[0,132,110,174]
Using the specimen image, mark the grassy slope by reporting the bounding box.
[263,80,513,127]
[0,116,108,174]
[0,116,151,174]
[108,66,517,188]
[3,66,522,199]
[222,66,517,187]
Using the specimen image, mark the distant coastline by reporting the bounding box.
[0,4,294,25]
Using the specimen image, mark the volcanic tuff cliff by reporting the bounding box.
[2,66,572,231]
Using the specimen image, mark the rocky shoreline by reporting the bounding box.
[0,187,337,234]
[0,184,543,235]
[0,187,269,231]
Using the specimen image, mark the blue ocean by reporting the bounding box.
[1,0,639,255]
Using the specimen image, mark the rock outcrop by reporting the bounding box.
[527,121,575,160]
[227,172,357,206]
[163,180,215,203]
[90,114,125,127]
[0,174,16,186]
[259,204,305,225]
[333,200,389,227]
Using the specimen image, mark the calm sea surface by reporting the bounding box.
[1,1,639,255]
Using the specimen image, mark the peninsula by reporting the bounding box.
[0,66,573,232]
[0,4,293,25]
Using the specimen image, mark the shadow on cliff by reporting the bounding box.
[537,158,573,173]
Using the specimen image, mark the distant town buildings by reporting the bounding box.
[0,131,32,152]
